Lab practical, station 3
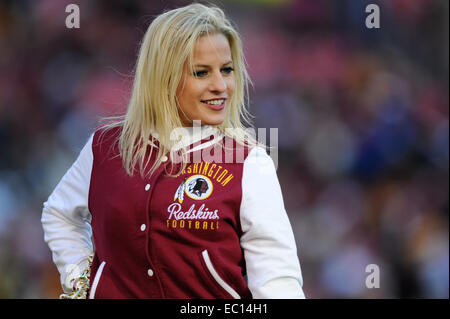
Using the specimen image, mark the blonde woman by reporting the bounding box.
[42,3,305,299]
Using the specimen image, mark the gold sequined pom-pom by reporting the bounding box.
[59,255,93,299]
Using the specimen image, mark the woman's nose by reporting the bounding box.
[209,71,227,93]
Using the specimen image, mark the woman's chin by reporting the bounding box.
[196,111,226,126]
[202,117,225,126]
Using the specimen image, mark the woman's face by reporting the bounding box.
[176,33,235,126]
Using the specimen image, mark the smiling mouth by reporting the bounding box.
[201,99,226,110]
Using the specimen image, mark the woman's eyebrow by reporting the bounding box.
[194,61,233,68]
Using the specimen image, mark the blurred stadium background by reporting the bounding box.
[0,0,448,298]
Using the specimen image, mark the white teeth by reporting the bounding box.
[204,99,224,105]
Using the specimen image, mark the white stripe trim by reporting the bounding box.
[201,250,241,299]
[89,261,106,299]
[187,134,224,154]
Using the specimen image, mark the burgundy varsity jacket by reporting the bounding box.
[42,125,305,299]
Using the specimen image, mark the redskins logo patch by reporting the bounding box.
[173,175,213,203]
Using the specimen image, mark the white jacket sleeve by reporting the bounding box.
[41,134,94,293]
[240,147,305,299]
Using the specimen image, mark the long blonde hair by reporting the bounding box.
[101,3,259,178]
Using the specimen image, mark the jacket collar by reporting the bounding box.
[149,125,223,153]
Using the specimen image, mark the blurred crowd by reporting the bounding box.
[0,0,448,298]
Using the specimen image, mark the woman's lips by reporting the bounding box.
[201,99,226,110]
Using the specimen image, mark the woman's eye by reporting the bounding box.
[193,67,233,78]
[222,67,234,74]
[193,70,208,77]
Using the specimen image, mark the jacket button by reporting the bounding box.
[161,155,168,162]
[145,184,151,191]
[147,269,154,277]
[140,224,146,231]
